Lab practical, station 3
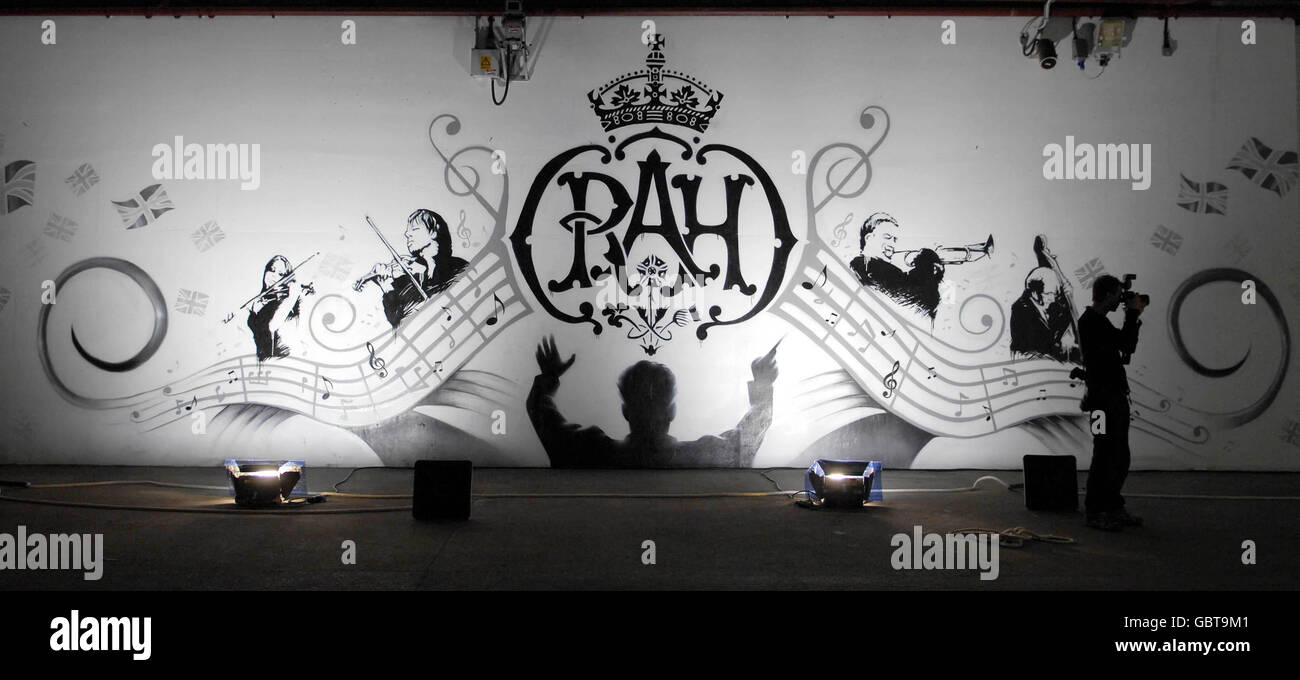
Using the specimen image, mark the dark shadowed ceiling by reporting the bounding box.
[0,1,1297,18]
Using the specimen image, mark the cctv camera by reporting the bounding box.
[1035,38,1058,69]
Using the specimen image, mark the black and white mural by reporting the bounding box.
[0,16,1296,470]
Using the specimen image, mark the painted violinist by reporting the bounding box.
[353,208,469,329]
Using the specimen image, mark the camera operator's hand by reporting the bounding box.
[1126,295,1147,314]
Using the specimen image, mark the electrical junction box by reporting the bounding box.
[471,49,501,78]
[1095,18,1129,59]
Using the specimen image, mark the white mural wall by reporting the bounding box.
[0,15,1296,470]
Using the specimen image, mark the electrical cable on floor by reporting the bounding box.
[758,468,784,491]
[951,526,1077,548]
[884,475,1021,494]
[1,472,1298,516]
[332,466,388,492]
[0,488,411,515]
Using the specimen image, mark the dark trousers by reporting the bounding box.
[1085,394,1131,515]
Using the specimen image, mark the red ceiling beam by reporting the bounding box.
[1,2,1297,18]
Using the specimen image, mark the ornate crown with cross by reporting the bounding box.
[587,34,724,134]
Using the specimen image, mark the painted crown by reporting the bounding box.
[587,34,723,134]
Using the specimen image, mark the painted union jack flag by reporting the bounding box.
[26,239,48,267]
[64,163,100,197]
[1225,233,1253,263]
[112,183,174,230]
[319,253,354,281]
[1280,419,1300,447]
[0,287,11,314]
[1074,258,1107,289]
[10,414,34,441]
[44,213,78,242]
[2,160,36,215]
[190,220,226,252]
[1176,173,1227,215]
[173,289,210,316]
[1227,137,1298,198]
[1149,225,1183,255]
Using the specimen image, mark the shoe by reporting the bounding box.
[1086,512,1124,532]
[1112,508,1143,527]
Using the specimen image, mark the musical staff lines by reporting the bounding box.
[126,250,529,430]
[775,246,1212,445]
[776,248,1081,437]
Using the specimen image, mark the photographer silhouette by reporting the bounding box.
[1077,274,1147,531]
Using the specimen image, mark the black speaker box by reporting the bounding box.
[413,460,473,521]
[1022,454,1077,512]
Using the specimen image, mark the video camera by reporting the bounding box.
[1120,274,1150,307]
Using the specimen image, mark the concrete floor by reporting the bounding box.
[0,466,1296,590]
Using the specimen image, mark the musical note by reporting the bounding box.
[398,365,429,390]
[486,294,505,326]
[320,376,335,400]
[1001,368,1018,386]
[925,366,938,380]
[880,327,896,338]
[366,341,388,378]
[432,360,445,375]
[825,311,840,326]
[1037,389,1047,401]
[801,265,828,291]
[982,405,992,421]
[247,369,270,386]
[173,396,197,415]
[955,393,967,416]
[442,306,453,322]
[166,361,179,374]
[214,385,226,404]
[882,360,901,399]
[448,336,457,351]
[338,224,346,241]
[226,370,239,384]
[300,377,309,393]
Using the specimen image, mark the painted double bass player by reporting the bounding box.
[1008,235,1082,363]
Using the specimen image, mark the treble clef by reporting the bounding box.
[882,360,901,399]
[831,212,854,248]
[455,209,472,248]
[366,341,388,379]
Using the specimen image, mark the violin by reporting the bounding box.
[352,216,432,302]
[255,279,316,304]
[220,252,320,324]
[353,256,427,292]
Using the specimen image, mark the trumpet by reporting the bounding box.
[888,235,994,267]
